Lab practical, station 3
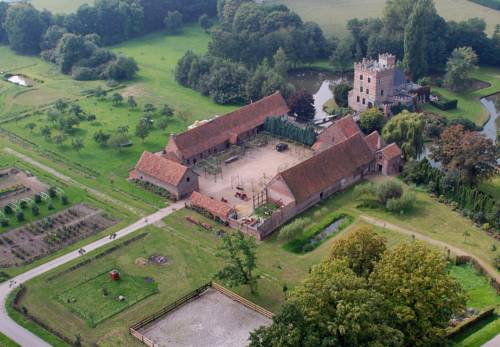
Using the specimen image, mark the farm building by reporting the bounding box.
[164,92,289,166]
[129,151,199,200]
[186,191,237,223]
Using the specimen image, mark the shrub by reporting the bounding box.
[278,217,311,240]
[61,195,69,205]
[0,218,9,227]
[48,203,55,211]
[34,194,42,204]
[16,211,25,222]
[431,92,458,110]
[32,204,40,216]
[20,200,28,209]
[386,191,416,214]
[48,187,57,198]
[4,205,13,215]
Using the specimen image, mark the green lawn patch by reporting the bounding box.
[58,271,158,327]
[0,332,20,347]
[284,212,353,253]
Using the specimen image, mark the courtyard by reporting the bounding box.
[138,287,272,347]
[197,138,313,217]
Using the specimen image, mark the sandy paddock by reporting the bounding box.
[139,288,272,347]
[0,168,48,207]
[197,140,312,217]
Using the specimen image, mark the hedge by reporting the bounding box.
[431,92,458,110]
[284,212,353,253]
[446,306,496,338]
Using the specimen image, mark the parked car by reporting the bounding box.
[276,143,289,152]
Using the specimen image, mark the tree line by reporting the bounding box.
[0,0,218,81]
[330,0,500,79]
[176,0,330,105]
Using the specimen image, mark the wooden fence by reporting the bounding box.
[129,282,274,346]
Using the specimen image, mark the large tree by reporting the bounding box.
[251,259,404,347]
[370,241,466,346]
[359,108,385,134]
[4,3,46,54]
[382,110,425,159]
[430,124,498,184]
[288,91,315,123]
[330,225,386,278]
[444,46,478,91]
[216,230,258,293]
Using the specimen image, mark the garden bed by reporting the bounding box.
[0,204,117,267]
[284,212,353,253]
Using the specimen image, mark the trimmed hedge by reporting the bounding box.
[446,306,496,338]
[431,92,458,110]
[284,212,353,253]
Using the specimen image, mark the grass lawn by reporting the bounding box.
[58,271,158,327]
[270,0,500,38]
[0,332,20,347]
[0,46,105,120]
[480,176,500,204]
[30,0,89,13]
[423,67,500,126]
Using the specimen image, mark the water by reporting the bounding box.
[7,75,28,86]
[310,218,346,245]
[287,68,350,122]
[480,94,499,144]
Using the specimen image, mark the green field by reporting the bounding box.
[271,0,500,38]
[0,332,20,347]
[28,0,89,13]
[424,67,500,126]
[58,271,158,327]
[480,176,500,204]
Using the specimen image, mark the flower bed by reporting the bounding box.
[284,212,353,253]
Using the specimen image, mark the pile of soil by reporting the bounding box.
[148,255,170,265]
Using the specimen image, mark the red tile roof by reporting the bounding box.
[279,133,374,204]
[380,143,402,160]
[188,191,234,219]
[168,92,289,159]
[131,151,189,186]
[313,116,361,151]
[364,131,383,152]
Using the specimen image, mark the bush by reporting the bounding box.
[34,194,42,204]
[16,211,25,222]
[386,191,416,214]
[4,205,13,215]
[0,218,9,227]
[431,92,458,110]
[61,195,69,205]
[48,203,55,211]
[20,200,28,209]
[32,204,40,216]
[48,187,57,198]
[278,217,311,240]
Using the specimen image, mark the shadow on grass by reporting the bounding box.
[451,313,499,345]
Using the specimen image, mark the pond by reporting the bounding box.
[309,217,347,246]
[287,68,350,122]
[6,75,29,86]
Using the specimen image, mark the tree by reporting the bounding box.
[430,124,498,185]
[160,104,173,117]
[382,110,425,159]
[127,96,137,109]
[55,98,68,112]
[164,11,183,34]
[333,83,351,108]
[52,133,67,147]
[198,13,212,32]
[273,47,289,77]
[71,137,85,153]
[93,130,110,147]
[251,259,404,347]
[330,37,353,73]
[402,0,434,79]
[25,123,36,133]
[330,225,386,278]
[110,92,123,106]
[157,118,169,131]
[40,126,52,140]
[104,56,138,81]
[31,204,40,216]
[4,3,45,54]
[135,121,151,143]
[370,241,466,346]
[69,103,84,118]
[216,231,258,293]
[116,125,129,135]
[288,91,315,122]
[359,108,385,134]
[444,47,478,91]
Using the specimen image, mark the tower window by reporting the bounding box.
[356,96,360,102]
[360,86,363,92]
[360,75,363,80]
[362,98,365,105]
[368,77,371,83]
[366,89,369,94]
[381,89,384,96]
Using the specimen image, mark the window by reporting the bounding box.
[357,96,360,102]
[360,86,363,92]
[186,177,190,183]
[360,75,363,80]
[368,77,371,83]
[366,89,369,94]
[381,89,384,96]
[362,98,365,105]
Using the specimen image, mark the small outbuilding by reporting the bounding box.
[109,269,120,281]
[187,191,237,223]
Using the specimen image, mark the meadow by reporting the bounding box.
[270,0,500,38]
